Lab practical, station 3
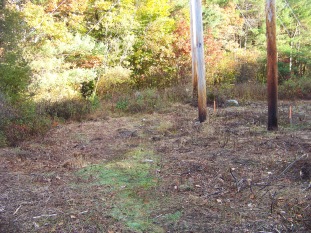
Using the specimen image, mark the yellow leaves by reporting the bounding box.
[224,2,243,25]
[23,2,72,42]
[22,2,45,27]
[145,0,171,17]
[121,0,136,7]
[45,0,89,13]
[137,0,172,22]
[93,1,112,11]
[67,14,87,33]
[64,0,89,13]
[136,1,175,56]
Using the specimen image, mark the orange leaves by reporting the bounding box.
[204,29,224,67]
[76,55,103,69]
[173,19,191,58]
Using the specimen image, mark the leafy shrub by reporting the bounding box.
[0,97,98,147]
[299,77,311,98]
[0,132,7,147]
[3,122,32,147]
[206,49,264,86]
[131,64,178,89]
[127,89,163,113]
[279,78,297,99]
[115,98,129,111]
[278,61,291,84]
[109,88,166,114]
[206,90,226,107]
[231,82,266,101]
[161,84,192,104]
[279,76,311,99]
[0,52,31,102]
[96,66,133,97]
[210,54,238,85]
[0,8,32,103]
[0,100,51,147]
[0,92,16,123]
[41,98,94,121]
[205,82,266,106]
[234,50,263,84]
[80,80,95,99]
[29,65,98,101]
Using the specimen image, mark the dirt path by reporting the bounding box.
[1,101,310,232]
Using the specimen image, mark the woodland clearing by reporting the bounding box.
[0,101,310,233]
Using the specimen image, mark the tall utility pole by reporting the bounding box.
[190,0,207,123]
[266,0,278,131]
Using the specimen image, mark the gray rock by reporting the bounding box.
[225,99,239,107]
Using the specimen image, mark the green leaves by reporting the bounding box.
[0,8,31,102]
[0,52,31,101]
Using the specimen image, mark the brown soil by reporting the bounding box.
[1,101,310,232]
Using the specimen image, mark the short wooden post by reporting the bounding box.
[214,100,216,113]
[266,0,278,131]
[190,0,207,123]
[289,105,292,126]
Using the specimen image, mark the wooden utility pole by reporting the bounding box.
[266,0,278,131]
[190,0,207,123]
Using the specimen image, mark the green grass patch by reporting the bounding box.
[163,211,182,222]
[78,148,164,232]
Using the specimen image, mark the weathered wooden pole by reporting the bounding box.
[265,0,278,131]
[190,0,207,123]
[190,6,198,105]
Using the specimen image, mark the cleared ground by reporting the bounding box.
[0,101,310,232]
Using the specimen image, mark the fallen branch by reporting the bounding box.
[303,182,311,191]
[269,191,277,214]
[79,210,89,215]
[33,214,57,219]
[230,168,249,192]
[204,190,223,197]
[257,153,308,192]
[280,153,307,176]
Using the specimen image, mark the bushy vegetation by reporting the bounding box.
[39,99,95,121]
[0,97,51,147]
[0,0,310,146]
[279,76,311,99]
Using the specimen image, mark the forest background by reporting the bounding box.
[0,0,310,146]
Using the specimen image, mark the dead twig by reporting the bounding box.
[204,190,223,197]
[79,210,89,215]
[230,168,249,192]
[256,154,308,192]
[269,191,277,214]
[33,214,57,219]
[280,153,307,176]
[273,227,281,233]
[303,182,311,191]
[229,168,238,187]
[237,178,247,192]
[13,205,22,215]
